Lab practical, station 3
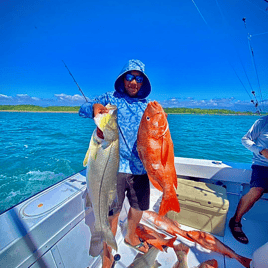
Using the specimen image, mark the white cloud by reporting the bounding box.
[0,93,87,106]
[159,97,259,112]
[0,94,12,99]
[16,94,29,98]
[54,93,85,102]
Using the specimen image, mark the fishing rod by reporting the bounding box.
[190,0,262,114]
[242,18,264,113]
[62,60,88,102]
[62,60,129,145]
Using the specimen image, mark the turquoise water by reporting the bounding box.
[0,112,257,214]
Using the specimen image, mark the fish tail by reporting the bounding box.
[89,231,103,257]
[236,255,252,268]
[158,194,180,216]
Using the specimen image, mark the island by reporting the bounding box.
[0,105,257,115]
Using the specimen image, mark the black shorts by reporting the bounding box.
[109,173,150,216]
[250,165,268,192]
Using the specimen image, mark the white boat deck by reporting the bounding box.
[0,157,268,268]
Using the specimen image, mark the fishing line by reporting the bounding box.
[245,0,268,16]
[246,40,263,112]
[229,63,252,100]
[243,19,265,112]
[190,0,261,113]
[214,0,263,113]
[214,0,258,105]
[228,43,259,111]
[251,31,268,37]
[191,0,209,25]
[61,61,132,157]
[215,0,256,95]
[229,62,260,113]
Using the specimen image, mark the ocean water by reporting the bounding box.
[0,112,258,214]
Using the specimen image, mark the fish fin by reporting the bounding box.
[161,136,169,167]
[83,130,100,166]
[162,246,168,252]
[158,233,167,239]
[170,218,181,228]
[85,192,92,208]
[107,189,117,208]
[175,229,195,242]
[152,243,165,252]
[167,236,177,248]
[167,220,195,242]
[104,229,118,252]
[137,232,156,241]
[158,192,180,216]
[152,260,162,268]
[149,175,163,192]
[83,147,90,167]
[161,137,178,189]
[187,231,215,250]
[173,173,178,189]
[236,255,252,268]
[199,259,218,268]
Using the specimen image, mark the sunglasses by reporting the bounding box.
[125,73,144,83]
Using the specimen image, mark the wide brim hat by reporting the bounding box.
[114,59,151,99]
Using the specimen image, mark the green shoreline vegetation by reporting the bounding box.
[0,104,257,115]
[0,105,80,112]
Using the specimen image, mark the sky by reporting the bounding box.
[1,0,268,112]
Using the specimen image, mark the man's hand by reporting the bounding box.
[260,149,268,159]
[93,103,109,117]
[93,104,109,139]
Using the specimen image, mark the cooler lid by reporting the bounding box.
[176,178,229,210]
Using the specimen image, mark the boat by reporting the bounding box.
[1,156,267,268]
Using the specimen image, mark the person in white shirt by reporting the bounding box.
[229,115,268,244]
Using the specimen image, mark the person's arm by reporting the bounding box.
[79,94,109,139]
[79,93,109,119]
[241,119,266,156]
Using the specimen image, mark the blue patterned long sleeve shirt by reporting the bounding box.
[79,91,148,174]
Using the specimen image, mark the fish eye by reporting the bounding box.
[146,116,150,121]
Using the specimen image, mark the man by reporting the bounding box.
[229,115,268,244]
[79,59,151,266]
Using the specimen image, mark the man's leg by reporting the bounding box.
[230,187,264,243]
[124,207,149,253]
[234,187,264,222]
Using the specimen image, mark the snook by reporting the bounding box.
[84,104,119,253]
